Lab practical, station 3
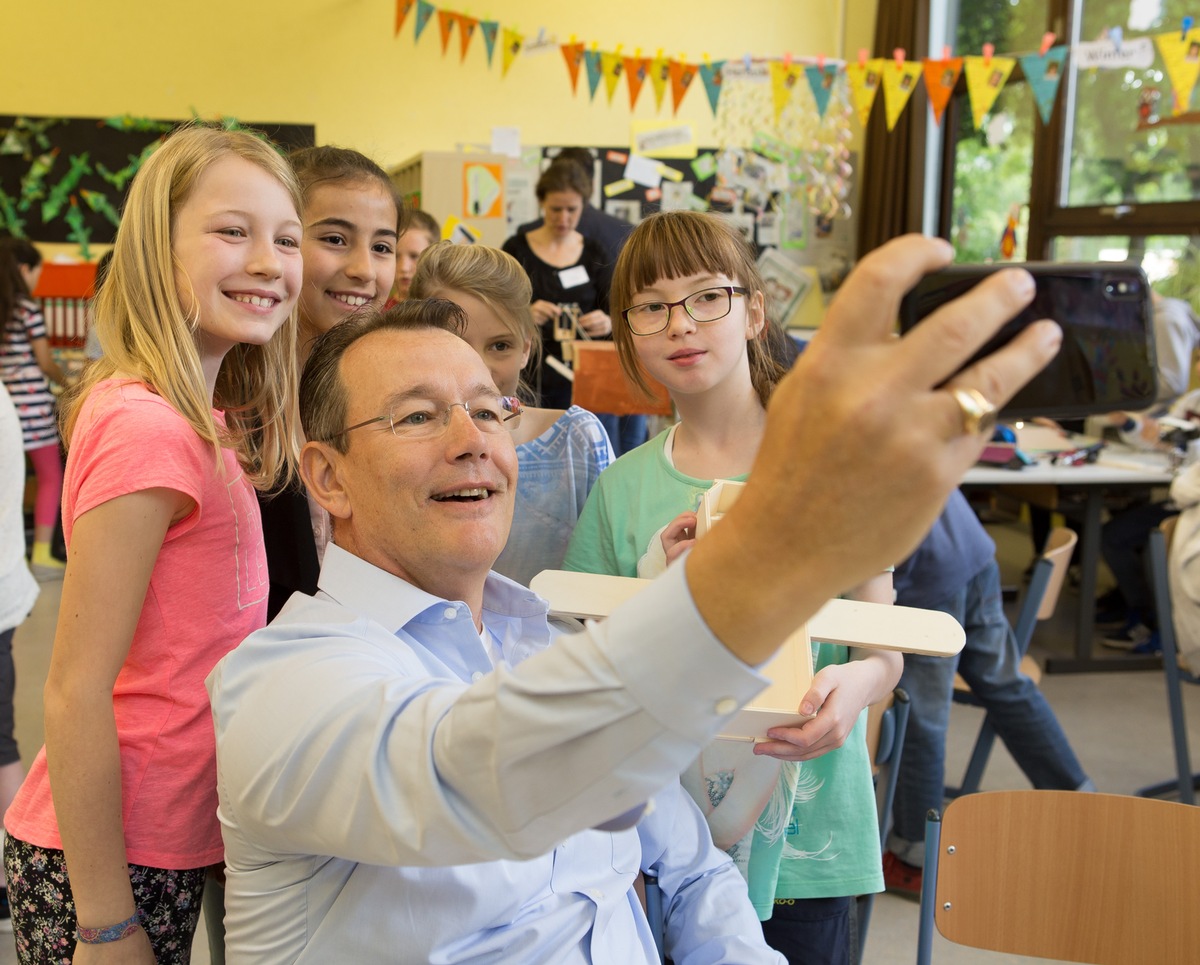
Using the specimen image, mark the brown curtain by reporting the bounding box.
[856,0,931,257]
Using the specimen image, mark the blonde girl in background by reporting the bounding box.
[564,211,899,965]
[411,242,613,585]
[0,238,70,578]
[3,125,303,964]
[258,146,401,619]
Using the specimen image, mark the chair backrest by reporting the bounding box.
[865,687,910,847]
[926,790,1200,965]
[1011,526,1077,654]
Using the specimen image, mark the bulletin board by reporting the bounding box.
[0,115,315,249]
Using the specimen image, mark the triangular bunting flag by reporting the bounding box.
[1154,30,1200,116]
[1018,46,1067,124]
[922,57,963,125]
[624,56,651,110]
[881,60,924,130]
[562,42,585,94]
[480,21,499,66]
[804,64,840,118]
[963,55,1017,129]
[584,49,603,101]
[769,62,805,123]
[845,59,884,126]
[650,55,671,112]
[668,60,697,115]
[699,61,726,116]
[501,27,523,77]
[394,0,415,37]
[436,9,454,55]
[414,0,435,42]
[600,52,624,105]
[456,14,477,61]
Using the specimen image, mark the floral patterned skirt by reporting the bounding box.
[4,832,207,964]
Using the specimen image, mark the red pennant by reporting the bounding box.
[394,0,415,37]
[436,9,454,55]
[561,42,585,94]
[456,14,478,61]
[623,56,651,109]
[669,60,697,115]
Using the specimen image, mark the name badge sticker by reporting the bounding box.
[558,265,590,289]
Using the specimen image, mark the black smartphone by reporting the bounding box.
[898,263,1158,420]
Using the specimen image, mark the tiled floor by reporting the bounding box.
[3,518,1199,964]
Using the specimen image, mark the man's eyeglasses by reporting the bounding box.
[329,397,523,441]
[622,285,749,337]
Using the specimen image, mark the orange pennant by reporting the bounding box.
[668,60,697,115]
[624,56,651,109]
[922,57,963,125]
[394,0,415,37]
[561,43,585,94]
[436,9,454,56]
[456,14,477,61]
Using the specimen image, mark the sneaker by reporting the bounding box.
[1131,630,1162,656]
[0,886,11,933]
[882,851,922,901]
[1101,621,1154,651]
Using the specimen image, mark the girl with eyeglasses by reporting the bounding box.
[564,211,900,965]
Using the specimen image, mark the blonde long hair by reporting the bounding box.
[61,124,302,491]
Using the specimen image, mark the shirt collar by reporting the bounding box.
[316,542,550,636]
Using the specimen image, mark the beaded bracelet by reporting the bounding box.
[76,908,143,945]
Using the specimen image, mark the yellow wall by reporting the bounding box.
[2,0,872,168]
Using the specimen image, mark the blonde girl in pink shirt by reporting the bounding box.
[3,125,303,964]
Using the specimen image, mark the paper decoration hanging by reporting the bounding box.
[1018,46,1067,124]
[501,27,523,77]
[999,206,1019,259]
[456,14,477,60]
[583,48,603,101]
[845,59,884,126]
[42,153,92,222]
[625,55,651,109]
[804,64,840,118]
[0,188,24,238]
[65,197,92,260]
[480,20,499,65]
[699,61,726,116]
[963,54,1016,128]
[18,149,58,211]
[600,51,624,104]
[881,58,923,129]
[561,42,585,93]
[769,62,805,122]
[414,0,435,42]
[436,9,454,55]
[922,57,963,125]
[1154,29,1200,115]
[395,0,415,36]
[669,60,698,115]
[650,54,671,111]
[80,189,121,228]
[1074,35,1155,69]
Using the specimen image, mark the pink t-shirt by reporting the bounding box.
[5,380,268,868]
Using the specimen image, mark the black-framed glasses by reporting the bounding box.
[622,285,750,336]
[329,397,523,441]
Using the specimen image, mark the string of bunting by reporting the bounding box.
[394,1,1200,131]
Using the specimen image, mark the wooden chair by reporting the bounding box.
[916,790,1200,965]
[947,527,1077,797]
[857,687,911,962]
[1136,517,1200,805]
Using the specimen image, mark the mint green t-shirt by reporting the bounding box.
[564,427,883,913]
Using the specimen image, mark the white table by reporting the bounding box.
[962,446,1175,673]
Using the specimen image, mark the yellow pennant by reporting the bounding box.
[1154,30,1200,115]
[845,59,884,127]
[881,59,924,130]
[600,51,624,105]
[963,55,1016,129]
[501,27,523,78]
[649,54,671,112]
[769,62,806,122]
